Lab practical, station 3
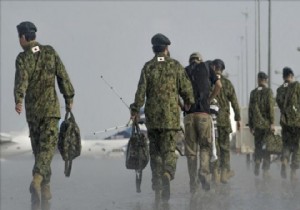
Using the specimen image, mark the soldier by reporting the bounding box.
[183,53,222,193]
[130,33,194,202]
[276,67,300,181]
[211,59,241,184]
[248,72,275,179]
[14,21,75,207]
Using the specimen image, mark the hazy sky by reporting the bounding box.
[1,0,299,137]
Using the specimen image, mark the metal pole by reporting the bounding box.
[242,9,249,104]
[255,0,258,87]
[240,36,244,106]
[258,0,261,74]
[268,0,272,88]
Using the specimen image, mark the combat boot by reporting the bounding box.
[262,170,271,180]
[221,169,228,184]
[41,184,52,201]
[161,172,171,201]
[281,159,288,179]
[30,173,43,206]
[227,170,235,180]
[290,168,298,182]
[254,162,260,176]
[211,168,220,184]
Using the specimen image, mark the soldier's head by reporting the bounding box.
[257,71,268,86]
[212,59,225,76]
[151,33,171,55]
[282,67,294,83]
[189,52,202,64]
[17,21,37,47]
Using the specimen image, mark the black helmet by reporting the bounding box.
[17,21,37,35]
[212,59,225,70]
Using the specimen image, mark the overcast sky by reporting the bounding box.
[1,0,299,137]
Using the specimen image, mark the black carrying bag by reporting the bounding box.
[125,122,149,192]
[264,131,283,154]
[58,111,81,177]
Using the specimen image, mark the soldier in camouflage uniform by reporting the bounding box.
[211,59,241,184]
[276,67,300,181]
[183,53,222,193]
[14,21,75,207]
[130,33,194,202]
[248,72,275,179]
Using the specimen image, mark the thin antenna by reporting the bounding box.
[100,75,130,109]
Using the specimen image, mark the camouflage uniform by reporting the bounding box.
[14,41,75,184]
[215,75,241,175]
[276,81,300,172]
[248,86,274,173]
[130,52,194,191]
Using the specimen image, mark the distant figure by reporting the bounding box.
[14,21,75,207]
[248,72,274,179]
[276,67,300,181]
[183,52,222,193]
[211,59,241,184]
[130,33,194,202]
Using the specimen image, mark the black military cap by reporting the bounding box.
[17,21,37,35]
[151,33,171,46]
[212,59,225,70]
[283,67,294,78]
[257,71,268,79]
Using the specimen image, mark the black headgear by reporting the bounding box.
[212,59,225,70]
[17,21,37,35]
[258,71,268,80]
[282,67,294,78]
[151,33,171,46]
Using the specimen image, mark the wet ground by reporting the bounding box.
[1,151,300,210]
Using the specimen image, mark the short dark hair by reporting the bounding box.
[283,67,294,78]
[152,45,167,53]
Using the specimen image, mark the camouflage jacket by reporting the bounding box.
[130,52,194,129]
[14,41,75,122]
[276,81,300,127]
[248,86,274,130]
[216,75,241,131]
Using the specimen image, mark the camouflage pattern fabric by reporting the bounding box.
[253,128,271,171]
[276,81,300,127]
[281,125,300,170]
[28,118,59,184]
[130,52,194,129]
[248,86,274,130]
[148,129,178,190]
[130,52,194,192]
[184,113,212,191]
[14,41,75,122]
[276,82,300,170]
[216,127,231,171]
[214,75,240,173]
[14,41,74,183]
[216,75,241,130]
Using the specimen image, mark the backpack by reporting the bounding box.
[58,111,81,177]
[125,122,149,193]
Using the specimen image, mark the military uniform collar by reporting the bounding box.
[23,41,40,52]
[155,52,167,62]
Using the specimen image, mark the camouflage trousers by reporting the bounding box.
[184,113,212,190]
[254,128,271,170]
[214,127,231,172]
[281,125,300,170]
[147,129,178,191]
[28,117,59,184]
